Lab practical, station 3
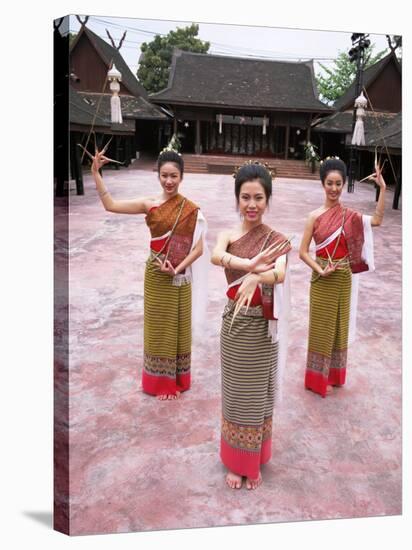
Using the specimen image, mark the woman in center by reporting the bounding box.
[211,162,292,490]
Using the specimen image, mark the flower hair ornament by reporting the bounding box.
[232,159,276,179]
[160,133,182,156]
[319,155,340,165]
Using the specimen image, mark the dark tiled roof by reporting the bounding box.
[77,92,168,121]
[334,52,401,111]
[150,50,332,112]
[366,112,401,149]
[313,109,401,149]
[69,87,134,132]
[313,110,397,135]
[69,86,110,127]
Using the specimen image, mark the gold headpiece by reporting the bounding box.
[319,155,340,165]
[160,133,182,156]
[232,160,276,179]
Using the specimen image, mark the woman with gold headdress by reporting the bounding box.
[91,145,209,400]
[299,157,386,398]
[211,162,292,490]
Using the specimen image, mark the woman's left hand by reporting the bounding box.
[155,258,176,276]
[370,162,387,190]
[235,273,260,311]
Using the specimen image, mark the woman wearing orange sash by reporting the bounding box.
[212,162,292,490]
[91,147,208,400]
[299,157,386,397]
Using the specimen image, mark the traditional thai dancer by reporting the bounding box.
[91,146,209,401]
[299,157,386,397]
[211,162,292,490]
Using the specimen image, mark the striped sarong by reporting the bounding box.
[141,257,191,396]
[220,300,279,479]
[305,259,352,397]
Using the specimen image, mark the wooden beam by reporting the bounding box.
[195,119,201,154]
[284,124,290,159]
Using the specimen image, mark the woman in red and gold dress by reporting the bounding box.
[299,157,386,397]
[212,162,292,490]
[91,148,209,401]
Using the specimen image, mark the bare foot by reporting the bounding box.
[246,472,262,490]
[326,385,334,395]
[157,391,181,401]
[226,471,243,489]
[167,391,181,400]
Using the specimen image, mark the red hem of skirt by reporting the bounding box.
[305,368,346,397]
[220,436,272,479]
[141,370,191,396]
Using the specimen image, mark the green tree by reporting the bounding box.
[137,24,210,94]
[68,32,77,46]
[316,44,387,104]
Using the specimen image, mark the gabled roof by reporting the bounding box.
[313,109,400,149]
[150,50,332,113]
[69,86,110,128]
[366,112,401,149]
[69,87,135,133]
[334,52,401,111]
[70,26,148,99]
[313,111,396,134]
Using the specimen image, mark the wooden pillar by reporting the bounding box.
[284,124,290,159]
[195,119,201,154]
[173,117,177,135]
[306,124,311,143]
[73,132,84,195]
[319,135,324,158]
[115,136,120,170]
[393,163,402,209]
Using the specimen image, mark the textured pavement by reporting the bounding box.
[56,164,401,535]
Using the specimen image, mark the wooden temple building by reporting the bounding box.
[150,49,333,160]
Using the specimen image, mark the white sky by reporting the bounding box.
[68,14,392,77]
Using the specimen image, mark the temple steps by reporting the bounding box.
[132,153,320,180]
[181,154,319,179]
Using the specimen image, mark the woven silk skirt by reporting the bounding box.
[220,300,279,479]
[141,257,191,396]
[305,261,352,397]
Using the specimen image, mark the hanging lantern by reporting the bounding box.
[262,115,268,135]
[108,64,123,124]
[351,91,367,146]
[217,113,223,134]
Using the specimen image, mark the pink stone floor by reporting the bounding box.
[60,165,401,535]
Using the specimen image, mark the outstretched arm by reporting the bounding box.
[92,151,151,214]
[369,162,386,226]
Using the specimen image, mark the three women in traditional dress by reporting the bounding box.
[211,162,292,490]
[91,148,208,401]
[299,157,386,397]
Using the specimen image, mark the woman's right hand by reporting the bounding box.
[91,151,110,174]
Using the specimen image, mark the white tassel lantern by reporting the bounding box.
[108,64,123,124]
[218,113,223,134]
[262,115,268,135]
[351,91,367,146]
